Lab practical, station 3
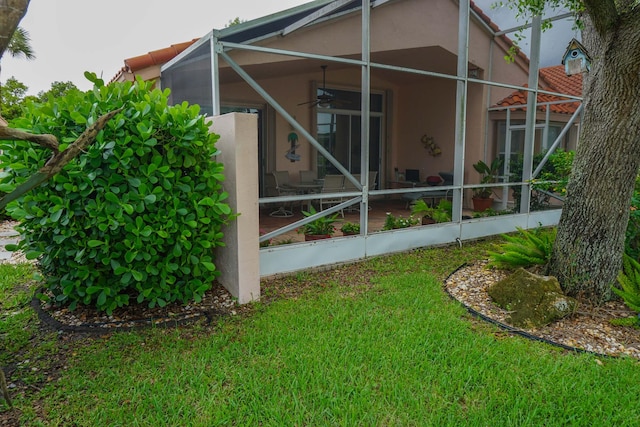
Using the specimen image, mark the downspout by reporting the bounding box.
[453,0,470,223]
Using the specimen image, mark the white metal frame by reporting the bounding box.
[160,0,582,277]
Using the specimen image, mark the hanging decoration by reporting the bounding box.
[421,135,441,157]
[285,131,301,162]
[562,38,591,76]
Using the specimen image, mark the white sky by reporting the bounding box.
[2,0,577,96]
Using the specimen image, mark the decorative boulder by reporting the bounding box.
[488,268,577,328]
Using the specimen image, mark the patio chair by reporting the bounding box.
[368,171,378,191]
[319,174,345,216]
[299,170,317,184]
[342,174,361,213]
[269,171,298,217]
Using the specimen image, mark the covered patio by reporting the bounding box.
[160,0,578,284]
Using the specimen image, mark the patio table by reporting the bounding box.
[290,182,323,211]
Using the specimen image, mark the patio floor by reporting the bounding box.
[259,197,437,244]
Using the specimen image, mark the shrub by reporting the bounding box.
[0,74,232,314]
[510,150,574,211]
[340,221,360,234]
[382,213,419,230]
[613,254,640,313]
[624,175,640,260]
[487,227,556,270]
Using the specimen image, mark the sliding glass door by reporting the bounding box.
[316,89,383,188]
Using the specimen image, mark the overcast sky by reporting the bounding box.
[2,0,578,95]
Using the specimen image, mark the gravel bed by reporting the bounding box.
[445,261,640,359]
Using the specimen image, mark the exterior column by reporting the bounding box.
[211,112,260,304]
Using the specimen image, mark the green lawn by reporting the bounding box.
[3,241,640,426]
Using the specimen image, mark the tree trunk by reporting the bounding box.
[548,15,640,304]
[0,0,30,59]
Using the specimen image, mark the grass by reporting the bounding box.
[3,239,640,425]
[0,264,38,362]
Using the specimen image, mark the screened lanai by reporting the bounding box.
[161,0,582,277]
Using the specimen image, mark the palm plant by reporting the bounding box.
[613,254,640,313]
[487,227,556,270]
[6,27,35,60]
[1,26,35,118]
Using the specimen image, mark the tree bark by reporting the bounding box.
[0,0,30,59]
[548,12,640,304]
[0,126,58,152]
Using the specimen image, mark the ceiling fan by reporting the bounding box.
[298,65,336,108]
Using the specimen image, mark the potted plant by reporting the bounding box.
[382,213,419,230]
[472,157,503,212]
[340,221,360,236]
[411,199,452,225]
[298,206,339,241]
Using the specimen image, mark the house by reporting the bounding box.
[491,64,583,158]
[111,0,581,289]
[115,0,533,193]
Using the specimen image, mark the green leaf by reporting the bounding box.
[86,286,102,295]
[131,270,144,281]
[201,261,216,272]
[25,251,41,260]
[172,244,182,257]
[87,240,104,248]
[128,177,142,187]
[105,192,119,203]
[97,291,107,306]
[144,194,157,204]
[198,197,215,207]
[125,251,137,263]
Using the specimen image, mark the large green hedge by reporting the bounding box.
[0,74,233,314]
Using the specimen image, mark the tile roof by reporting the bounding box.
[110,39,198,83]
[494,65,583,114]
[125,39,199,72]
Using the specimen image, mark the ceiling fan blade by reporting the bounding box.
[298,65,332,107]
[297,99,319,106]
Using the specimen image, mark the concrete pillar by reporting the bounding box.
[210,113,260,304]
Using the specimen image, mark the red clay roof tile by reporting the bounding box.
[495,65,582,114]
[124,39,198,72]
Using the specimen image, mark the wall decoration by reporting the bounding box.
[421,135,442,157]
[285,131,300,162]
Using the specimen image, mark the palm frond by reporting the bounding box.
[8,27,35,60]
[487,227,555,269]
[613,254,640,313]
